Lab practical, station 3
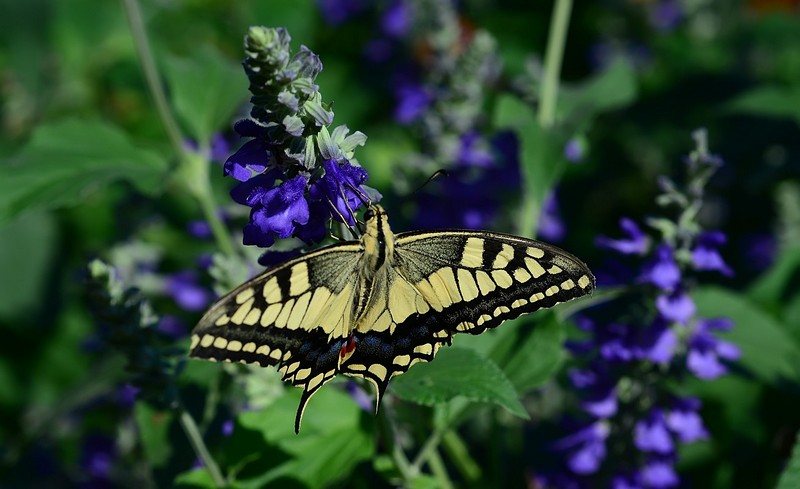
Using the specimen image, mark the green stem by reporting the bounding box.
[539,0,573,129]
[121,0,186,158]
[121,0,238,259]
[178,406,227,487]
[411,427,445,472]
[427,449,455,489]
[442,430,481,483]
[376,407,417,483]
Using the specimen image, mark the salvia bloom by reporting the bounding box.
[224,27,376,249]
[538,130,739,488]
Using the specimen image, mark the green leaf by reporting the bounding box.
[0,212,57,320]
[233,386,374,489]
[493,95,559,236]
[776,431,800,489]
[391,347,528,419]
[747,246,800,307]
[0,119,168,222]
[693,286,800,385]
[487,313,565,392]
[558,58,637,120]
[163,47,248,143]
[724,85,800,124]
[134,403,173,468]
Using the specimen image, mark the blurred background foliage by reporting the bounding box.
[1,0,800,488]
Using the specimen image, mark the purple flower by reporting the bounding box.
[158,315,187,339]
[223,120,269,182]
[80,435,115,480]
[394,84,432,124]
[346,381,374,412]
[634,410,674,454]
[596,218,649,256]
[236,175,311,248]
[666,397,708,443]
[165,272,212,312]
[381,1,411,38]
[222,419,234,437]
[692,231,733,276]
[564,138,585,163]
[457,131,495,167]
[640,459,678,488]
[655,291,696,325]
[568,368,618,418]
[317,0,367,25]
[538,192,565,242]
[116,383,140,409]
[309,160,368,226]
[650,0,682,32]
[639,322,678,364]
[640,245,681,291]
[187,220,212,239]
[553,422,610,475]
[687,318,740,379]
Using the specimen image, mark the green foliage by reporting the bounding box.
[391,347,528,419]
[777,432,800,489]
[0,119,168,222]
[163,47,248,144]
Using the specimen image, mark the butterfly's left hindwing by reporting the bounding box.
[339,230,595,403]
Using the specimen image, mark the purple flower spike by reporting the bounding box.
[692,231,733,276]
[553,422,610,475]
[640,459,679,488]
[596,218,649,255]
[564,138,585,163]
[538,192,566,242]
[640,245,681,291]
[666,398,708,443]
[634,410,674,454]
[381,1,411,38]
[656,291,696,325]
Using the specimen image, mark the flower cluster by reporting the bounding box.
[224,27,376,249]
[538,130,739,488]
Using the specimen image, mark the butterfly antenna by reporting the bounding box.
[411,169,449,195]
[323,191,360,239]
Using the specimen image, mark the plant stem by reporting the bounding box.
[427,449,455,489]
[539,0,573,129]
[178,406,227,487]
[121,0,186,158]
[442,430,482,483]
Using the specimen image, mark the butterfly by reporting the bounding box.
[190,204,594,432]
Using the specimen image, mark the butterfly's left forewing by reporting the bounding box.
[189,242,363,431]
[340,230,594,401]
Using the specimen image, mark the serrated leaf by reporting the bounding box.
[234,387,373,489]
[776,431,800,489]
[0,119,168,222]
[693,286,800,385]
[163,47,247,143]
[391,347,528,419]
[724,85,800,124]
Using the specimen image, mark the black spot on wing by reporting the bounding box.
[481,238,503,269]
